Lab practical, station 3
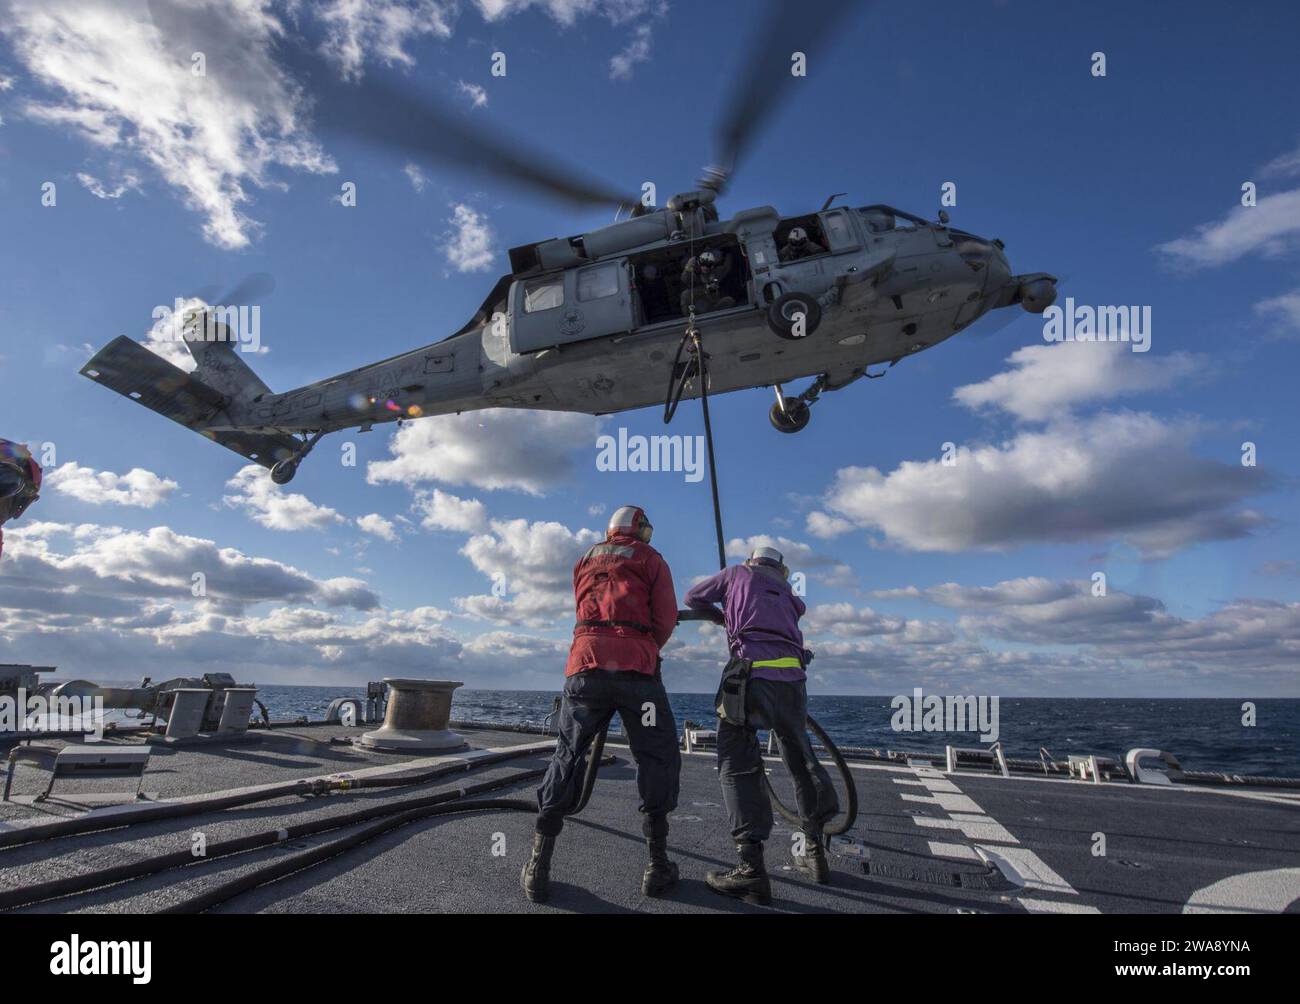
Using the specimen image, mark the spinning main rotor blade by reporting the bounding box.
[144,0,631,210]
[281,49,633,210]
[186,273,275,308]
[710,0,865,188]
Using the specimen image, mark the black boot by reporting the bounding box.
[793,829,830,884]
[642,836,679,897]
[521,832,556,904]
[705,841,772,906]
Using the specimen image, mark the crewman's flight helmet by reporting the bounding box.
[608,505,653,544]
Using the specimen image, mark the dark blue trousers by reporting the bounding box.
[717,677,839,843]
[535,669,681,838]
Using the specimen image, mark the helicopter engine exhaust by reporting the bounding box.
[1018,277,1059,314]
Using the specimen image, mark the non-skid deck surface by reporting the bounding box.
[1,726,1297,914]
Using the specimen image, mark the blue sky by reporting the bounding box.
[1,0,1298,696]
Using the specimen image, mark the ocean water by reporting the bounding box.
[254,685,1300,778]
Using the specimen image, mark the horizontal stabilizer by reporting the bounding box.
[81,337,226,427]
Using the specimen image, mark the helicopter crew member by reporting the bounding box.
[680,248,735,316]
[522,505,683,904]
[779,226,826,263]
[0,440,42,560]
[684,545,839,905]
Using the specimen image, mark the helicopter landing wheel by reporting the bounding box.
[769,399,811,434]
[767,292,822,340]
[270,459,298,485]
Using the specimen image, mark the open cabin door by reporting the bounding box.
[509,259,634,354]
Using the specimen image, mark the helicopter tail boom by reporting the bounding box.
[79,336,301,472]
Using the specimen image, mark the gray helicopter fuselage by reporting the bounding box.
[228,202,1033,437]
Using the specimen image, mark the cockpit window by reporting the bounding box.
[523,276,564,312]
[820,209,857,249]
[858,208,913,233]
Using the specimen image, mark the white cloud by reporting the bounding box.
[5,522,1299,695]
[2,0,336,249]
[724,533,854,586]
[1261,140,1300,178]
[474,1,662,27]
[609,22,653,80]
[1254,288,1300,335]
[456,79,487,107]
[223,464,345,531]
[806,411,1269,557]
[367,409,599,494]
[414,488,489,532]
[76,170,141,200]
[316,0,455,81]
[904,577,1078,610]
[138,294,202,370]
[5,1,665,247]
[1155,189,1300,268]
[0,520,378,614]
[403,161,429,192]
[457,517,600,627]
[45,462,178,508]
[443,202,496,273]
[356,512,398,541]
[953,342,1200,422]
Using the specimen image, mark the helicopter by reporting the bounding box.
[79,1,1057,486]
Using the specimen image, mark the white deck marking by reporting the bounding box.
[1018,897,1101,914]
[1183,867,1300,914]
[976,845,1077,895]
[900,792,984,814]
[903,764,1089,910]
[912,815,961,830]
[947,813,1019,844]
[928,841,981,862]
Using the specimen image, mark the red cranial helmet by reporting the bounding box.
[607,505,653,543]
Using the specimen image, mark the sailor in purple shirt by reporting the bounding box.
[684,546,840,905]
[683,551,809,682]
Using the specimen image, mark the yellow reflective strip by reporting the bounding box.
[750,657,802,668]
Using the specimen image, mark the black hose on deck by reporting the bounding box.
[167,742,617,914]
[763,714,859,836]
[0,744,548,852]
[1,746,616,913]
[0,766,548,912]
[676,608,860,837]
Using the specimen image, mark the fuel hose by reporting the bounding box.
[1,748,611,913]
